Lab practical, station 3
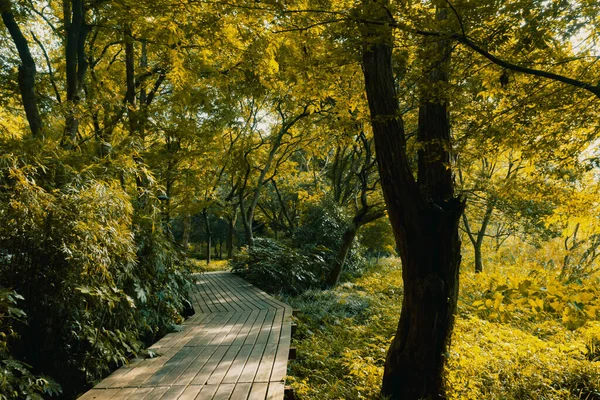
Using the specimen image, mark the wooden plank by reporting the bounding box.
[213,383,236,400]
[203,274,243,313]
[206,345,242,385]
[142,346,193,386]
[244,310,268,346]
[177,385,203,400]
[230,383,252,400]
[222,343,254,384]
[221,275,271,311]
[247,383,269,400]
[185,312,236,347]
[160,385,186,400]
[267,310,284,345]
[191,346,229,385]
[78,388,120,400]
[210,273,259,311]
[124,348,179,388]
[145,386,170,400]
[111,388,137,398]
[157,345,204,386]
[253,343,277,383]
[197,276,226,313]
[208,312,247,346]
[197,384,220,399]
[190,279,211,313]
[266,382,285,400]
[231,310,260,346]
[93,358,144,389]
[256,310,276,344]
[270,320,291,382]
[126,387,153,399]
[176,345,219,386]
[221,310,253,346]
[238,343,266,383]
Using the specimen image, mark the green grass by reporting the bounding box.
[186,258,230,273]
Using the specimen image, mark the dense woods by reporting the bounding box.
[1,0,599,399]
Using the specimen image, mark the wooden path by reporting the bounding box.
[79,272,293,400]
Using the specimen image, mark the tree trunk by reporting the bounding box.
[462,202,493,273]
[326,225,357,287]
[63,0,89,144]
[1,6,43,136]
[204,209,212,265]
[182,213,191,250]
[474,243,483,274]
[361,3,464,399]
[239,194,254,247]
[227,207,237,259]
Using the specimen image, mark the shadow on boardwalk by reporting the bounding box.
[79,272,293,400]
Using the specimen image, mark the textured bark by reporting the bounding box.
[361,2,464,399]
[63,0,89,144]
[1,5,43,136]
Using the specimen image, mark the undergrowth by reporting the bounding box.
[285,258,600,400]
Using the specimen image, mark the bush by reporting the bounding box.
[0,151,191,397]
[0,288,61,400]
[230,238,327,295]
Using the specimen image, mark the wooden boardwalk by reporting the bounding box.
[79,272,293,400]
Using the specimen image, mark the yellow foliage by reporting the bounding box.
[288,258,600,399]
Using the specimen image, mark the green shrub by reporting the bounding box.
[0,151,191,397]
[0,288,61,400]
[231,238,327,295]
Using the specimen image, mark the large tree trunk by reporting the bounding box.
[361,2,464,399]
[1,5,43,136]
[63,0,89,144]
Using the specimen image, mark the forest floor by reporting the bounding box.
[282,258,600,400]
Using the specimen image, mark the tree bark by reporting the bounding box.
[361,2,464,399]
[239,193,254,247]
[182,213,191,250]
[462,202,493,273]
[326,225,357,287]
[63,0,89,144]
[227,206,237,259]
[0,3,43,136]
[204,209,212,265]
[327,210,384,287]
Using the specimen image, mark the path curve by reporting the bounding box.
[79,271,293,400]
